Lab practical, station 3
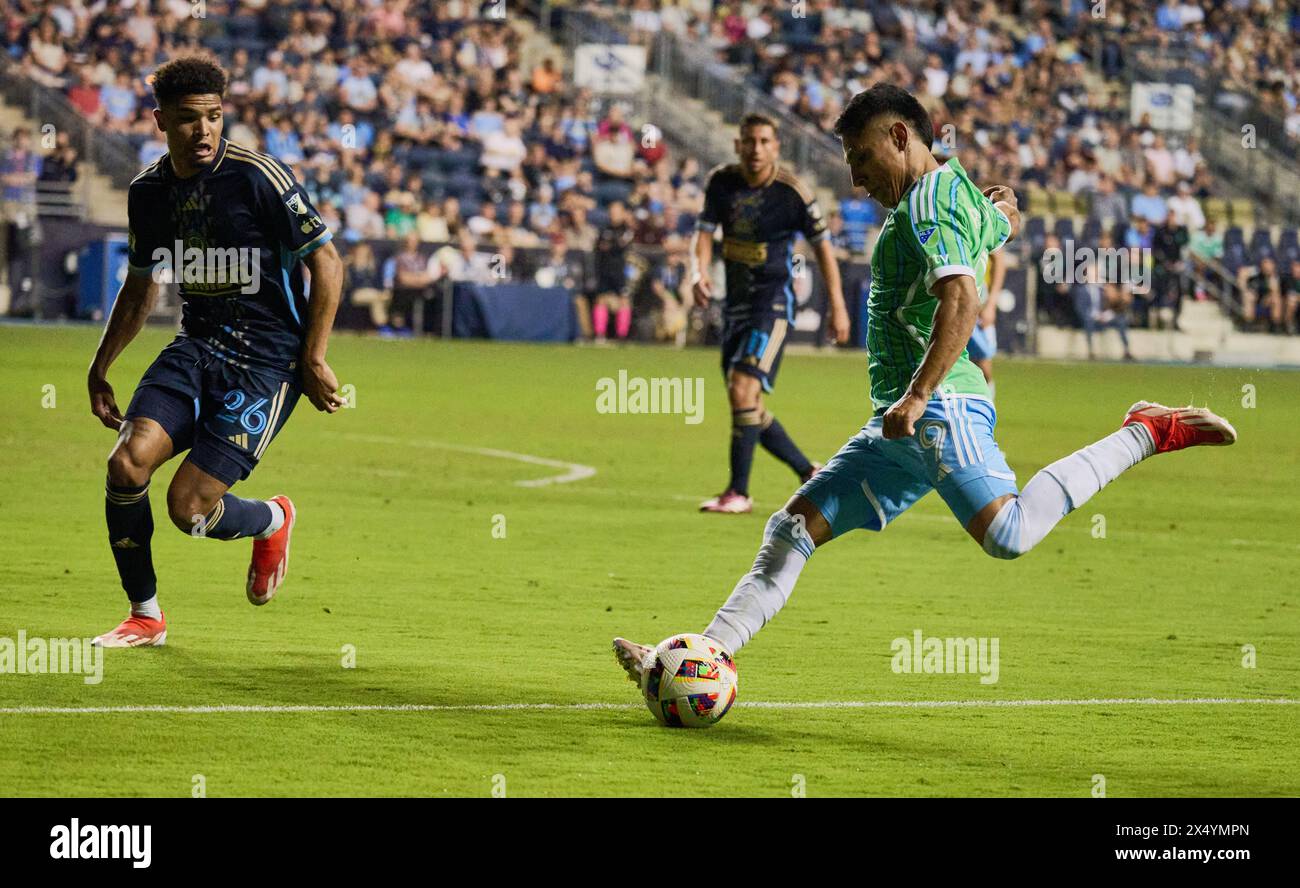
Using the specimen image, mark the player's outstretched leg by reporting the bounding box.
[978,401,1236,559]
[758,408,819,482]
[702,499,824,651]
[95,419,172,648]
[614,495,829,679]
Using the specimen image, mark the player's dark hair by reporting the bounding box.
[151,56,227,106]
[833,84,933,148]
[739,113,779,138]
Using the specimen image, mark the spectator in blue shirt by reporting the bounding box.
[838,197,878,255]
[1131,182,1168,225]
[100,71,138,126]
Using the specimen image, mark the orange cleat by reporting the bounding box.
[92,612,167,648]
[247,496,295,606]
[1122,401,1238,454]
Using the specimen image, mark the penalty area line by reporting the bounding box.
[0,698,1295,716]
[333,433,595,487]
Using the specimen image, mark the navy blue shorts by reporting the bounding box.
[124,337,300,487]
[721,314,792,393]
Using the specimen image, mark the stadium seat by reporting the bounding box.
[1204,197,1230,226]
[1229,198,1255,228]
[1249,228,1276,262]
[1053,217,1075,242]
[1278,228,1300,264]
[1082,217,1101,242]
[1223,226,1244,249]
[1023,216,1047,253]
[1048,190,1074,216]
[1024,184,1049,215]
[1222,243,1247,275]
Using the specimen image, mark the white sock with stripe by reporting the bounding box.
[984,425,1155,558]
[704,510,814,652]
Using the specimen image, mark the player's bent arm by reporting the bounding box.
[812,237,850,344]
[994,200,1021,245]
[302,239,343,364]
[883,273,981,439]
[300,239,346,413]
[90,273,158,378]
[910,274,981,398]
[689,229,715,305]
[87,272,159,429]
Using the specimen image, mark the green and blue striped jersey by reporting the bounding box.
[866,157,1011,413]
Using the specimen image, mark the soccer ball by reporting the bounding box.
[640,634,738,728]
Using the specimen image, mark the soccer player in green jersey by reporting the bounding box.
[614,84,1236,686]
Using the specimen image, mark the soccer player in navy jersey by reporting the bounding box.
[693,114,851,515]
[87,57,344,646]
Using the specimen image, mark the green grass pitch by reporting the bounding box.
[1,324,1297,797]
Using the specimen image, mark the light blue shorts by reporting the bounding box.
[798,395,1019,536]
[966,324,997,361]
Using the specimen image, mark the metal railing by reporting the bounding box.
[1102,41,1300,227]
[35,180,85,218]
[0,55,142,191]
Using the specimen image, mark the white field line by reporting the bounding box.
[330,434,1298,550]
[0,698,1295,716]
[336,433,595,487]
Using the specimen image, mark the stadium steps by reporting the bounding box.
[0,100,126,226]
[1032,298,1300,364]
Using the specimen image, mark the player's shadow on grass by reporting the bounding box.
[146,647,460,704]
[611,718,774,742]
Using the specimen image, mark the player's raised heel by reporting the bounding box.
[247,496,295,605]
[92,613,167,648]
[1122,401,1238,453]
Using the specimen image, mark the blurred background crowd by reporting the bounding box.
[2,0,1298,339]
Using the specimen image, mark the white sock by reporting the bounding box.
[704,510,814,652]
[255,500,285,539]
[984,424,1154,558]
[131,595,162,620]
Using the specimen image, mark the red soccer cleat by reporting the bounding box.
[247,496,295,606]
[1122,401,1238,454]
[699,490,753,514]
[92,612,167,648]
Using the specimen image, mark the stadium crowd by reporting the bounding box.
[3,0,1299,335]
[4,0,704,339]
[607,0,1300,333]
